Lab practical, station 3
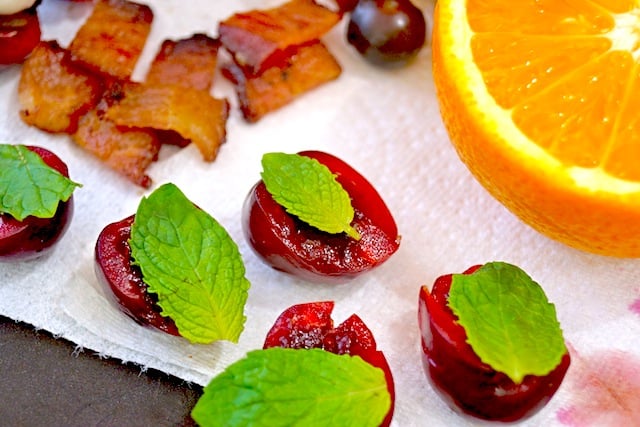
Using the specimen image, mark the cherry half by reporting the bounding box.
[418,265,571,422]
[346,0,426,66]
[242,150,400,283]
[0,146,74,261]
[264,301,395,427]
[94,215,180,336]
[0,5,41,65]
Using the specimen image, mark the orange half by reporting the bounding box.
[433,0,640,257]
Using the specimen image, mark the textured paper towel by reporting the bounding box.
[1,1,640,426]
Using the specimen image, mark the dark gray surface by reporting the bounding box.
[0,316,202,426]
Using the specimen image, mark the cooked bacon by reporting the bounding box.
[105,82,229,161]
[144,33,223,148]
[18,40,103,133]
[219,0,340,74]
[72,85,160,188]
[68,0,153,80]
[146,34,220,92]
[223,40,341,123]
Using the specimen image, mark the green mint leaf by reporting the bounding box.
[192,347,390,427]
[0,144,80,221]
[448,261,566,384]
[261,152,360,240]
[129,183,250,344]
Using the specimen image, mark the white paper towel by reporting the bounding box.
[1,1,640,426]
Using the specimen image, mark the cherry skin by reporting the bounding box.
[0,146,74,261]
[335,0,359,14]
[346,0,426,66]
[242,150,400,283]
[418,265,571,422]
[94,215,180,336]
[0,5,41,65]
[264,301,395,427]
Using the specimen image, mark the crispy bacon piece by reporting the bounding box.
[18,40,103,133]
[73,85,160,188]
[223,40,341,123]
[68,0,153,80]
[146,34,220,92]
[105,82,229,161]
[219,0,340,74]
[145,33,223,148]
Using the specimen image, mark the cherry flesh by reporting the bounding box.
[0,5,41,65]
[346,0,426,66]
[264,301,395,427]
[0,146,74,261]
[94,215,180,336]
[242,150,400,283]
[418,265,571,422]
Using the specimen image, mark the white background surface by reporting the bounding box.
[1,1,640,426]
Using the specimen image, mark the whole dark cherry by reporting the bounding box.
[94,215,179,336]
[0,4,41,65]
[0,146,74,261]
[242,150,400,283]
[346,0,427,66]
[418,265,571,422]
[264,301,395,427]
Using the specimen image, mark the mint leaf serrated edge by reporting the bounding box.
[0,144,81,221]
[191,348,390,427]
[129,183,250,344]
[261,152,360,240]
[448,261,566,384]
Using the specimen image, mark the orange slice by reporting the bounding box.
[432,0,640,257]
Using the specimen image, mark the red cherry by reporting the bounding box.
[242,150,400,283]
[263,301,335,349]
[418,265,571,422]
[94,215,180,336]
[335,0,359,14]
[0,146,74,261]
[0,7,41,65]
[264,301,395,427]
[346,0,426,66]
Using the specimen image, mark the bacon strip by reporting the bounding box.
[105,82,229,162]
[145,33,224,148]
[223,40,341,123]
[219,0,340,73]
[18,40,103,133]
[73,85,160,188]
[68,0,153,80]
[146,34,220,92]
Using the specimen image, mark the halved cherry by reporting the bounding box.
[418,265,571,422]
[242,150,400,283]
[0,6,41,65]
[94,215,179,336]
[264,301,395,427]
[0,146,74,261]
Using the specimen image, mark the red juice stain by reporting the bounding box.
[631,298,640,317]
[557,350,640,427]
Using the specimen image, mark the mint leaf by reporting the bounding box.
[0,144,80,221]
[129,183,250,344]
[448,261,566,384]
[192,348,390,427]
[261,152,360,240]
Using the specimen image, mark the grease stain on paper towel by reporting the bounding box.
[556,350,640,427]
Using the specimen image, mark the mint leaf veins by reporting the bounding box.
[0,144,80,221]
[129,183,250,344]
[191,347,391,427]
[448,261,566,384]
[260,152,361,240]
